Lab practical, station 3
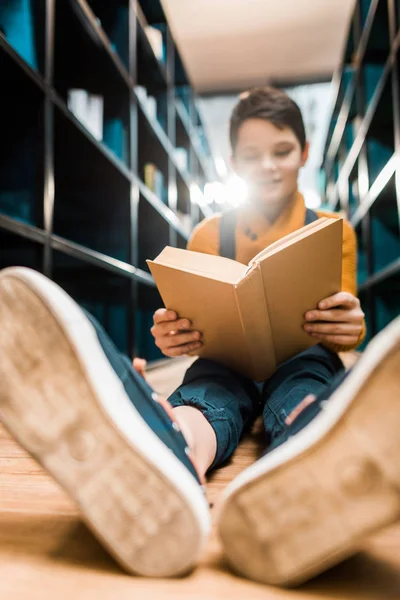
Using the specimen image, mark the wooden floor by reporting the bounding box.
[1,356,400,599]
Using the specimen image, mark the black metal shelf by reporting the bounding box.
[351,154,397,226]
[326,42,397,184]
[0,63,45,230]
[0,34,47,94]
[324,0,400,344]
[175,98,212,180]
[0,0,216,360]
[70,0,132,88]
[51,249,139,356]
[51,90,133,182]
[135,88,171,156]
[50,233,153,284]
[52,87,194,239]
[136,3,170,89]
[175,98,191,138]
[0,214,47,245]
[0,227,45,274]
[328,54,394,209]
[136,176,189,239]
[355,0,381,65]
[84,0,131,72]
[0,0,46,76]
[325,0,397,171]
[135,88,199,193]
[58,89,202,241]
[325,73,358,175]
[359,256,400,290]
[0,212,152,284]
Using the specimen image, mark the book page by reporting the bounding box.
[257,218,343,365]
[148,246,247,284]
[248,218,330,267]
[148,261,256,377]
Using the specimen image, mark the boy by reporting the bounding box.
[0,87,399,586]
[152,86,366,478]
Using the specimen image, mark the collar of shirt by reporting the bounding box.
[237,190,307,244]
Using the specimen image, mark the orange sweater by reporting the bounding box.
[188,191,366,353]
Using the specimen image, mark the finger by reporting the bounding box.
[165,341,203,357]
[132,358,147,379]
[151,318,193,338]
[153,308,178,325]
[304,322,362,335]
[285,394,316,426]
[305,308,364,323]
[163,330,202,349]
[309,333,359,345]
[186,349,201,357]
[318,292,359,310]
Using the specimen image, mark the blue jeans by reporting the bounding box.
[168,345,344,471]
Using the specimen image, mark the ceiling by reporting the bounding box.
[161,0,356,93]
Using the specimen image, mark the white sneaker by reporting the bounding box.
[0,267,210,577]
[217,316,400,586]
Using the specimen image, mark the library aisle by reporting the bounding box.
[0,0,215,361]
[1,1,400,598]
[324,0,400,345]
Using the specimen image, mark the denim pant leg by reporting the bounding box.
[262,344,344,444]
[168,359,261,471]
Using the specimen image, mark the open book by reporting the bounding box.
[147,217,343,381]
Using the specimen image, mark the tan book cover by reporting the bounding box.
[147,217,343,381]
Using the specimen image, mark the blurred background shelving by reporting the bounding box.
[323,0,400,345]
[0,0,216,360]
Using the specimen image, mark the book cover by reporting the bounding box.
[147,217,343,380]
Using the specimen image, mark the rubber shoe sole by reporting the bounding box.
[0,268,210,578]
[217,317,400,586]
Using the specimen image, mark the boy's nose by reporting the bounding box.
[260,155,277,170]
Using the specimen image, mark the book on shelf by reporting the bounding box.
[174,148,188,172]
[147,217,343,381]
[145,25,165,62]
[134,86,158,122]
[103,119,128,162]
[67,89,103,141]
[0,0,38,69]
[144,163,166,203]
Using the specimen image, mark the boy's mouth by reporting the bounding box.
[256,179,281,186]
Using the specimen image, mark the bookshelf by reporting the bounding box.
[0,0,216,360]
[324,0,400,345]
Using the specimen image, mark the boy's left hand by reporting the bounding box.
[304,291,365,347]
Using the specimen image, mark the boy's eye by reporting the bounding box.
[275,149,291,157]
[243,155,259,162]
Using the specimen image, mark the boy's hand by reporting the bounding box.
[303,291,364,347]
[132,358,147,380]
[151,308,203,358]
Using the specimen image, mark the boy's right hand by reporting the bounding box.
[151,308,203,358]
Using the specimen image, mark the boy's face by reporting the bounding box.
[232,118,309,211]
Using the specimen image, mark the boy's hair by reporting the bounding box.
[229,86,307,152]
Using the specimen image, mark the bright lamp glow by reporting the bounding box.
[204,176,248,207]
[225,175,247,207]
[215,156,228,178]
[190,183,205,207]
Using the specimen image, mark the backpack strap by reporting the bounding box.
[219,210,237,260]
[219,207,319,259]
[304,208,319,225]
